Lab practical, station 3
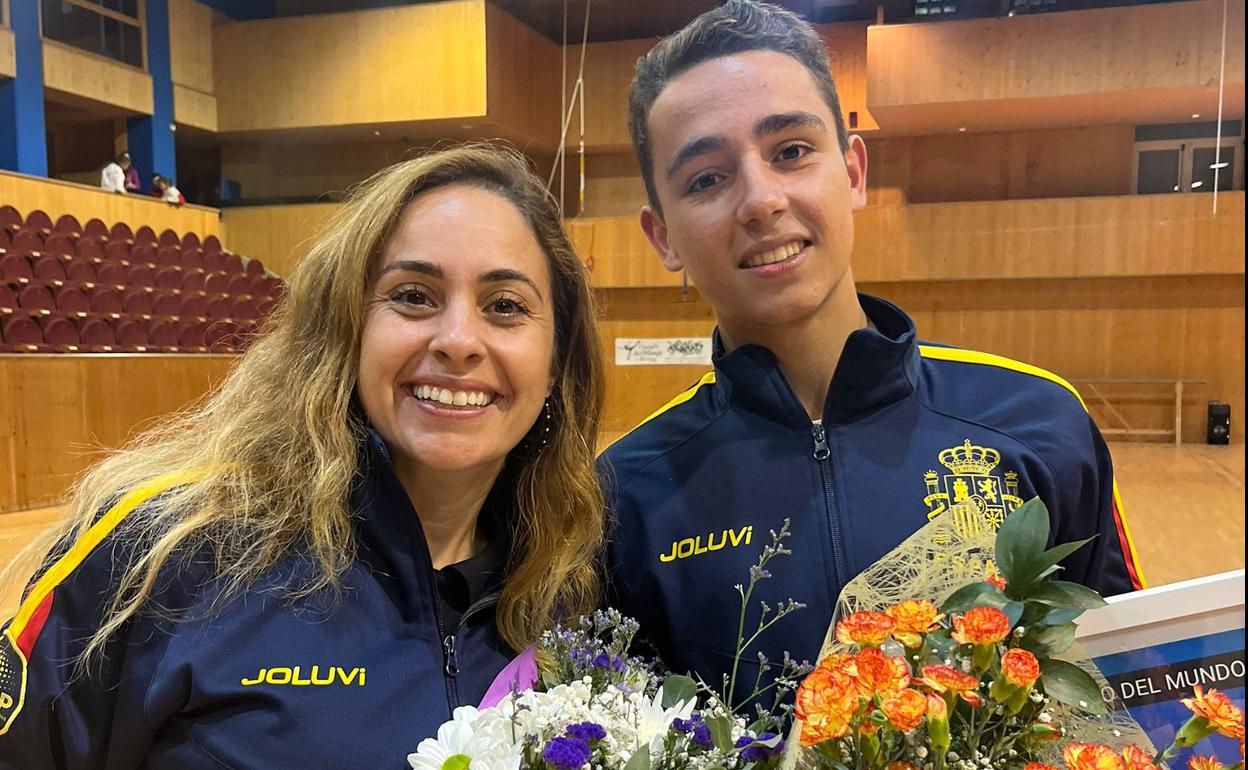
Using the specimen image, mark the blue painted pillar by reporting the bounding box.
[0,0,49,175]
[127,0,176,188]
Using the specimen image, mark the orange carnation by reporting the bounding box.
[881,688,927,732]
[796,662,858,746]
[1121,745,1158,770]
[885,600,943,647]
[1063,743,1126,770]
[919,664,984,706]
[851,647,910,699]
[1187,756,1224,770]
[889,763,922,770]
[951,606,1012,645]
[1182,686,1246,740]
[1001,648,1041,687]
[1025,763,1060,770]
[835,611,896,647]
[986,571,1007,591]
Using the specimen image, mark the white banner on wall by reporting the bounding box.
[615,338,713,366]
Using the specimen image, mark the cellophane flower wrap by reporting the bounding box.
[780,499,1245,770]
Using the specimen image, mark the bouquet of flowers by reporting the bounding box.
[785,499,1246,770]
[407,525,809,770]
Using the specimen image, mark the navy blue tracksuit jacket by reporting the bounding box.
[0,433,512,769]
[599,294,1144,702]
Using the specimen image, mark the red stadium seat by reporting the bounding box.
[116,318,150,351]
[90,287,124,318]
[18,284,55,315]
[222,254,245,274]
[97,262,128,287]
[206,295,232,319]
[155,267,182,290]
[134,226,157,247]
[244,258,265,277]
[149,320,181,351]
[226,274,251,297]
[257,297,276,317]
[156,246,181,267]
[157,229,180,248]
[231,298,260,321]
[152,291,181,318]
[104,241,131,263]
[181,248,204,270]
[76,238,105,262]
[82,218,109,242]
[110,222,135,244]
[181,232,201,252]
[54,214,83,237]
[55,286,91,319]
[202,234,222,254]
[66,260,98,286]
[0,205,23,234]
[206,320,244,353]
[78,317,117,352]
[131,244,156,266]
[43,233,75,259]
[247,274,271,298]
[25,210,53,235]
[32,256,67,287]
[1,316,42,352]
[40,316,80,352]
[0,229,11,254]
[129,264,156,287]
[181,293,209,319]
[123,289,154,317]
[12,229,44,257]
[204,272,229,295]
[1,254,34,285]
[0,283,16,315]
[203,250,226,273]
[181,270,207,294]
[178,320,208,352]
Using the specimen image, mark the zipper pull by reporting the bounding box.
[811,423,831,461]
[443,635,459,677]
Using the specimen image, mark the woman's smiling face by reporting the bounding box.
[357,184,555,475]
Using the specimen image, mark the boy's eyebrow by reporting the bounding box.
[666,135,728,180]
[664,111,828,181]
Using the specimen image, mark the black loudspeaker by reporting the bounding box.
[1207,401,1231,445]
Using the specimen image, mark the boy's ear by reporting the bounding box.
[640,206,684,272]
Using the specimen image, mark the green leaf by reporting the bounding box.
[1039,658,1108,715]
[662,675,697,709]
[1027,581,1108,610]
[1040,607,1085,626]
[1022,622,1077,656]
[996,497,1050,586]
[706,715,735,751]
[623,745,650,770]
[940,582,1000,614]
[1008,538,1096,597]
[924,628,956,660]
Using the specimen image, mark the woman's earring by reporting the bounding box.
[538,398,554,449]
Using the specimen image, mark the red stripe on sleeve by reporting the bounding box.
[15,590,54,658]
[1110,498,1143,591]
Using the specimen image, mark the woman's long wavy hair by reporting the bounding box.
[13,144,606,663]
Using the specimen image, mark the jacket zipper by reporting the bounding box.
[810,422,849,589]
[438,594,502,707]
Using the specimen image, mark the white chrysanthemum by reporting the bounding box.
[407,706,521,770]
[632,690,696,756]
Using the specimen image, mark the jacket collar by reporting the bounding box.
[710,294,920,427]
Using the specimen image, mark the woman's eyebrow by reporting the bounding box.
[480,268,544,301]
[378,259,443,278]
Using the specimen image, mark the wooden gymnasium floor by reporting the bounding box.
[0,443,1242,619]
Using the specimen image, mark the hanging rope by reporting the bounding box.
[1211,0,1228,215]
[547,0,593,217]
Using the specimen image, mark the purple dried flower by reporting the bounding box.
[735,733,783,762]
[591,653,611,669]
[542,737,591,770]
[565,722,606,744]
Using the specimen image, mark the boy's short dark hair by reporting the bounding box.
[627,0,850,213]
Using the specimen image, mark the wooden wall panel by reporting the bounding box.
[866,125,1135,204]
[866,0,1246,134]
[0,27,14,80]
[567,217,683,289]
[220,203,340,277]
[213,1,489,133]
[0,356,239,513]
[815,22,878,133]
[485,4,561,148]
[168,0,215,96]
[0,170,222,238]
[42,41,153,116]
[173,83,218,132]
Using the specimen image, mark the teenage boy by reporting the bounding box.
[598,0,1144,703]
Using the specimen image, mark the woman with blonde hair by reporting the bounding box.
[0,145,606,768]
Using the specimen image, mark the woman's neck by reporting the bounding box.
[391,455,504,569]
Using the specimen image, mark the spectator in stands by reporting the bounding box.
[99,151,134,194]
[0,145,606,768]
[150,174,186,206]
